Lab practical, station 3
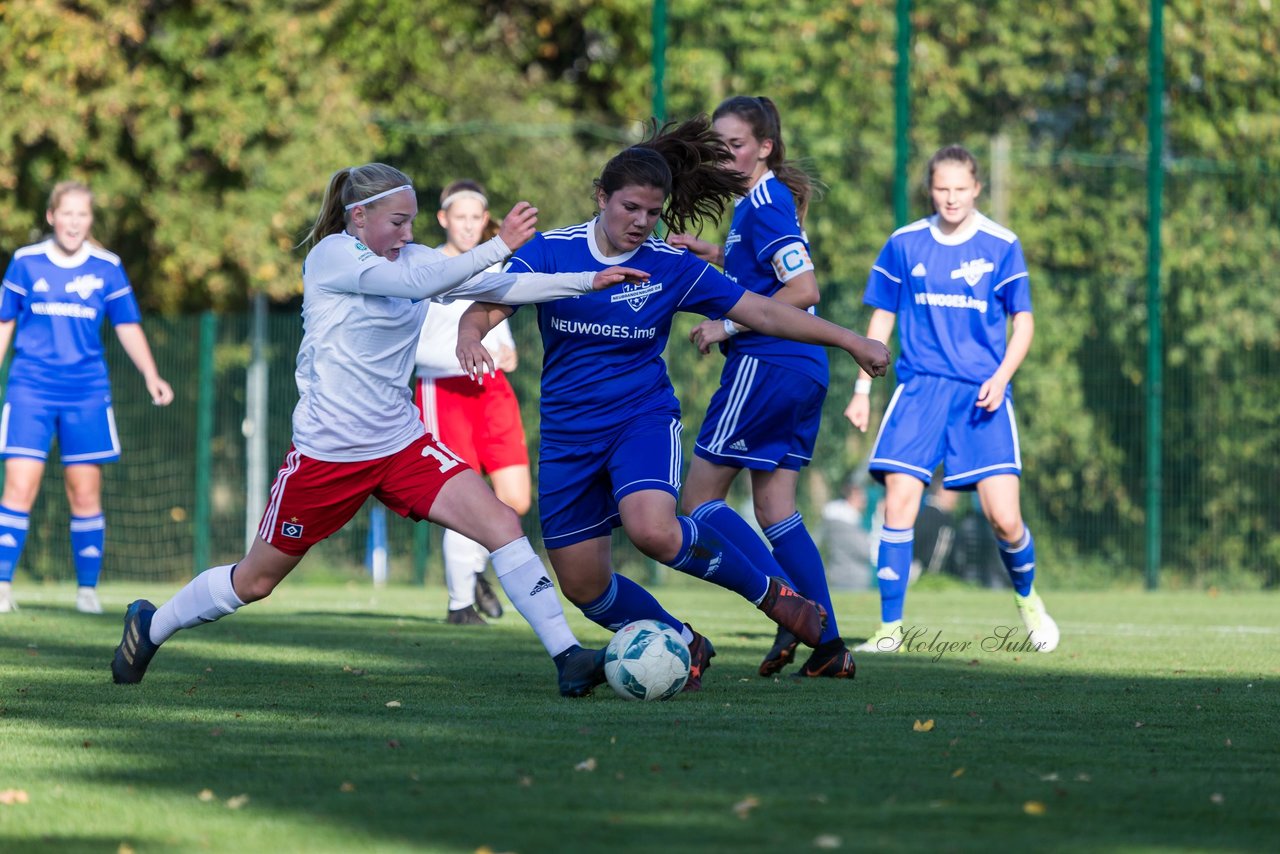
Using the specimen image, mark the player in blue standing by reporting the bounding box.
[109,162,649,697]
[669,95,854,679]
[0,181,174,615]
[457,117,891,690]
[843,145,1058,653]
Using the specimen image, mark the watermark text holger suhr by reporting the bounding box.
[870,625,1049,660]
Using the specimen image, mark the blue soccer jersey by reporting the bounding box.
[864,213,1032,387]
[1,240,142,404]
[722,172,827,386]
[507,221,745,441]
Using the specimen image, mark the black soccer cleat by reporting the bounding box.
[756,577,826,647]
[474,574,504,619]
[112,599,160,684]
[798,640,857,679]
[682,624,717,692]
[758,626,800,677]
[555,644,607,698]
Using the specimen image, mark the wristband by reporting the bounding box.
[853,378,873,395]
[723,318,740,337]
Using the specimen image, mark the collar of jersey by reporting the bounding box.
[40,239,92,269]
[587,217,641,265]
[734,169,777,207]
[928,212,983,246]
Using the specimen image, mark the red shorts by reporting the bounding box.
[415,372,529,475]
[257,432,469,556]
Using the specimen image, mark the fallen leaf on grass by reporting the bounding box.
[1210,793,1225,804]
[813,834,842,849]
[1074,773,1091,782]
[1134,721,1144,728]
[0,789,30,805]
[1040,773,1059,782]
[82,740,92,748]
[385,700,402,708]
[1023,801,1046,815]
[518,776,532,788]
[339,782,356,792]
[732,796,759,819]
[387,740,401,749]
[197,789,215,802]
[225,794,249,809]
[574,758,597,772]
[951,768,965,778]
[913,719,935,732]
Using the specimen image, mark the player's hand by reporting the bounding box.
[689,318,729,355]
[497,202,539,252]
[591,266,649,290]
[844,393,871,432]
[976,373,1010,411]
[147,376,174,406]
[493,344,518,373]
[456,337,496,385]
[851,336,891,378]
[667,233,721,265]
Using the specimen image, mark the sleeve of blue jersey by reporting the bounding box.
[997,240,1033,315]
[751,195,806,265]
[104,266,143,325]
[0,259,28,321]
[862,238,902,312]
[507,233,548,275]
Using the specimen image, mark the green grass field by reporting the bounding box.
[2,580,1276,853]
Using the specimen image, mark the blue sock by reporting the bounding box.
[876,526,914,623]
[578,573,683,633]
[0,505,30,582]
[689,499,794,587]
[998,526,1036,596]
[766,512,839,643]
[670,516,770,603]
[71,513,106,588]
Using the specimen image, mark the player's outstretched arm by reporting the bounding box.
[725,290,890,375]
[114,323,174,406]
[689,269,821,353]
[844,309,896,432]
[457,302,514,382]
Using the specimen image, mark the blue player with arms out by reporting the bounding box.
[457,118,891,690]
[670,95,856,679]
[0,181,174,615]
[844,145,1059,654]
[111,163,648,697]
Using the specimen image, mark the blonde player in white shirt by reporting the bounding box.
[415,180,531,625]
[111,162,647,697]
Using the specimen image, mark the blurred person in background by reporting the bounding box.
[820,472,873,592]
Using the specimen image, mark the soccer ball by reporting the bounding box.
[603,619,691,701]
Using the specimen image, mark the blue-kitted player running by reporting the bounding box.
[458,117,890,690]
[844,145,1058,654]
[0,181,174,615]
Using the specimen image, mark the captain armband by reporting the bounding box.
[770,241,815,283]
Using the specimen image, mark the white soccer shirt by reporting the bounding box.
[292,232,592,461]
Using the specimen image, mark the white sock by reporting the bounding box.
[490,537,578,658]
[443,528,487,610]
[149,564,245,645]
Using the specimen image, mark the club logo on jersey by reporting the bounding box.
[611,281,663,312]
[65,274,105,300]
[910,263,927,277]
[951,259,994,287]
[32,278,50,292]
[281,518,304,538]
[724,231,742,257]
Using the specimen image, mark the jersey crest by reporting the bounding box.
[951,259,994,287]
[611,281,663,312]
[65,274,105,300]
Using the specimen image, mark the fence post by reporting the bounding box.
[193,311,217,577]
[244,292,268,551]
[894,0,912,228]
[1145,0,1165,589]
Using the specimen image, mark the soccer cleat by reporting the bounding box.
[474,574,504,619]
[756,577,826,647]
[76,586,103,614]
[0,583,16,614]
[799,640,857,678]
[1015,588,1060,652]
[758,626,799,677]
[682,624,717,692]
[446,604,488,625]
[556,645,607,697]
[111,599,159,684]
[852,620,904,653]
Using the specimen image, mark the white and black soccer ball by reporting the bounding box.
[603,619,691,701]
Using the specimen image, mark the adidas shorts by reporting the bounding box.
[693,355,825,471]
[0,396,120,464]
[868,373,1022,491]
[258,432,469,556]
[538,413,683,550]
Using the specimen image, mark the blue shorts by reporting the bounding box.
[869,374,1021,491]
[0,396,121,464]
[539,414,684,550]
[693,355,825,471]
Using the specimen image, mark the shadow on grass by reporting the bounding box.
[2,603,1277,854]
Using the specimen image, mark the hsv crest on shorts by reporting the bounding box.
[281,518,304,538]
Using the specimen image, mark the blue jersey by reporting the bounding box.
[1,240,142,404]
[864,213,1031,386]
[722,172,827,386]
[508,221,744,441]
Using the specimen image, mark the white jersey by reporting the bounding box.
[292,232,593,462]
[415,257,516,380]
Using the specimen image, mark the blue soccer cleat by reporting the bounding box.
[555,644,607,698]
[112,599,160,684]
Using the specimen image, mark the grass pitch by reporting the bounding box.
[1,580,1276,853]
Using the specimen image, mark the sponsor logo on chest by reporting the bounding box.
[950,259,994,288]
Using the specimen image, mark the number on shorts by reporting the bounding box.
[420,442,464,472]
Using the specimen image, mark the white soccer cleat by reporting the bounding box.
[1015,589,1059,652]
[853,620,904,653]
[76,586,103,614]
[0,582,16,614]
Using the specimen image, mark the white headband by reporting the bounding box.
[440,189,488,211]
[344,184,413,211]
